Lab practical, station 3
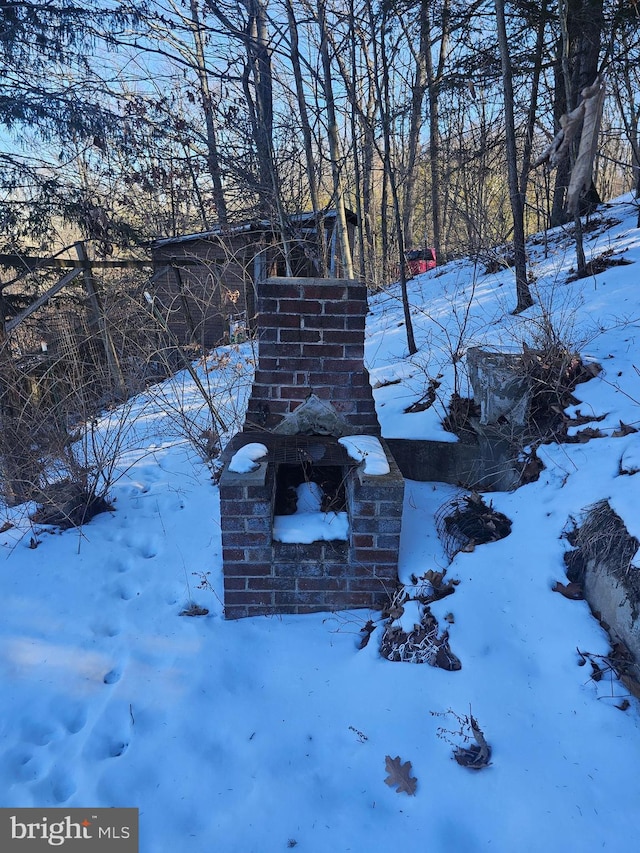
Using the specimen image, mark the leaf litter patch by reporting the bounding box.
[379,583,461,671]
[435,491,512,562]
[380,494,513,670]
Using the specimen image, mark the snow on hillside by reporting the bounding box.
[2,195,640,852]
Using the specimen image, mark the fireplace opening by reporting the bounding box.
[273,462,349,544]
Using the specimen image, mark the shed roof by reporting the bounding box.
[151,209,358,250]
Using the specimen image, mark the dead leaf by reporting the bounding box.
[615,699,630,711]
[384,755,417,795]
[444,612,455,624]
[435,643,462,671]
[358,620,376,650]
[570,427,605,442]
[590,659,603,682]
[0,521,13,534]
[453,717,492,770]
[613,420,638,437]
[421,569,457,601]
[387,604,405,621]
[552,581,584,600]
[179,604,209,617]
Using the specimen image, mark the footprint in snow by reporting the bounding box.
[103,667,122,685]
[90,619,121,639]
[49,698,88,735]
[3,747,48,783]
[115,581,140,601]
[120,532,160,560]
[109,556,134,574]
[36,767,77,805]
[83,702,133,761]
[20,718,57,747]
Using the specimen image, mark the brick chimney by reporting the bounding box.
[219,278,404,619]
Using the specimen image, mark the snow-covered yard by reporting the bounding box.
[2,195,640,852]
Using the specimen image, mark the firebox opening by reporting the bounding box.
[272,463,349,544]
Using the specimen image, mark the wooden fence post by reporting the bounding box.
[75,242,126,399]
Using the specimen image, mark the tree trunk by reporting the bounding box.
[403,1,429,249]
[424,0,450,260]
[375,2,417,354]
[284,0,328,276]
[188,0,228,228]
[495,0,533,312]
[316,0,354,279]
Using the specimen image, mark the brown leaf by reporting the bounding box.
[571,427,605,442]
[613,420,638,437]
[435,644,462,671]
[454,717,492,770]
[0,521,13,534]
[358,620,376,650]
[384,755,418,795]
[553,581,584,600]
[590,659,603,682]
[387,605,405,621]
[179,604,209,617]
[615,699,631,712]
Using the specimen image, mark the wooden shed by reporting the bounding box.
[150,209,358,349]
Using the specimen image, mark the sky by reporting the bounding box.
[1,193,640,852]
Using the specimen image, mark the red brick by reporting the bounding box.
[222,532,270,547]
[261,312,299,328]
[223,561,271,577]
[278,298,322,314]
[260,283,301,299]
[247,576,292,590]
[243,542,272,557]
[224,605,249,620]
[279,386,309,401]
[297,577,347,591]
[346,316,366,330]
[327,300,366,315]
[302,344,343,358]
[224,591,273,605]
[301,284,348,300]
[347,578,390,592]
[322,358,363,372]
[326,591,373,607]
[322,330,363,345]
[303,315,345,330]
[274,590,324,605]
[223,577,246,590]
[222,547,245,561]
[353,548,398,563]
[279,329,321,343]
[344,345,365,358]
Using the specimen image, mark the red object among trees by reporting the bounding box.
[405,248,437,276]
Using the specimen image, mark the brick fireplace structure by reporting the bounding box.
[219,277,405,619]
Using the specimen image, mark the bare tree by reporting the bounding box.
[494,0,533,312]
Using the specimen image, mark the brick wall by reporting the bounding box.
[244,278,380,434]
[220,436,404,619]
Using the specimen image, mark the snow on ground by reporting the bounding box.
[2,196,640,852]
